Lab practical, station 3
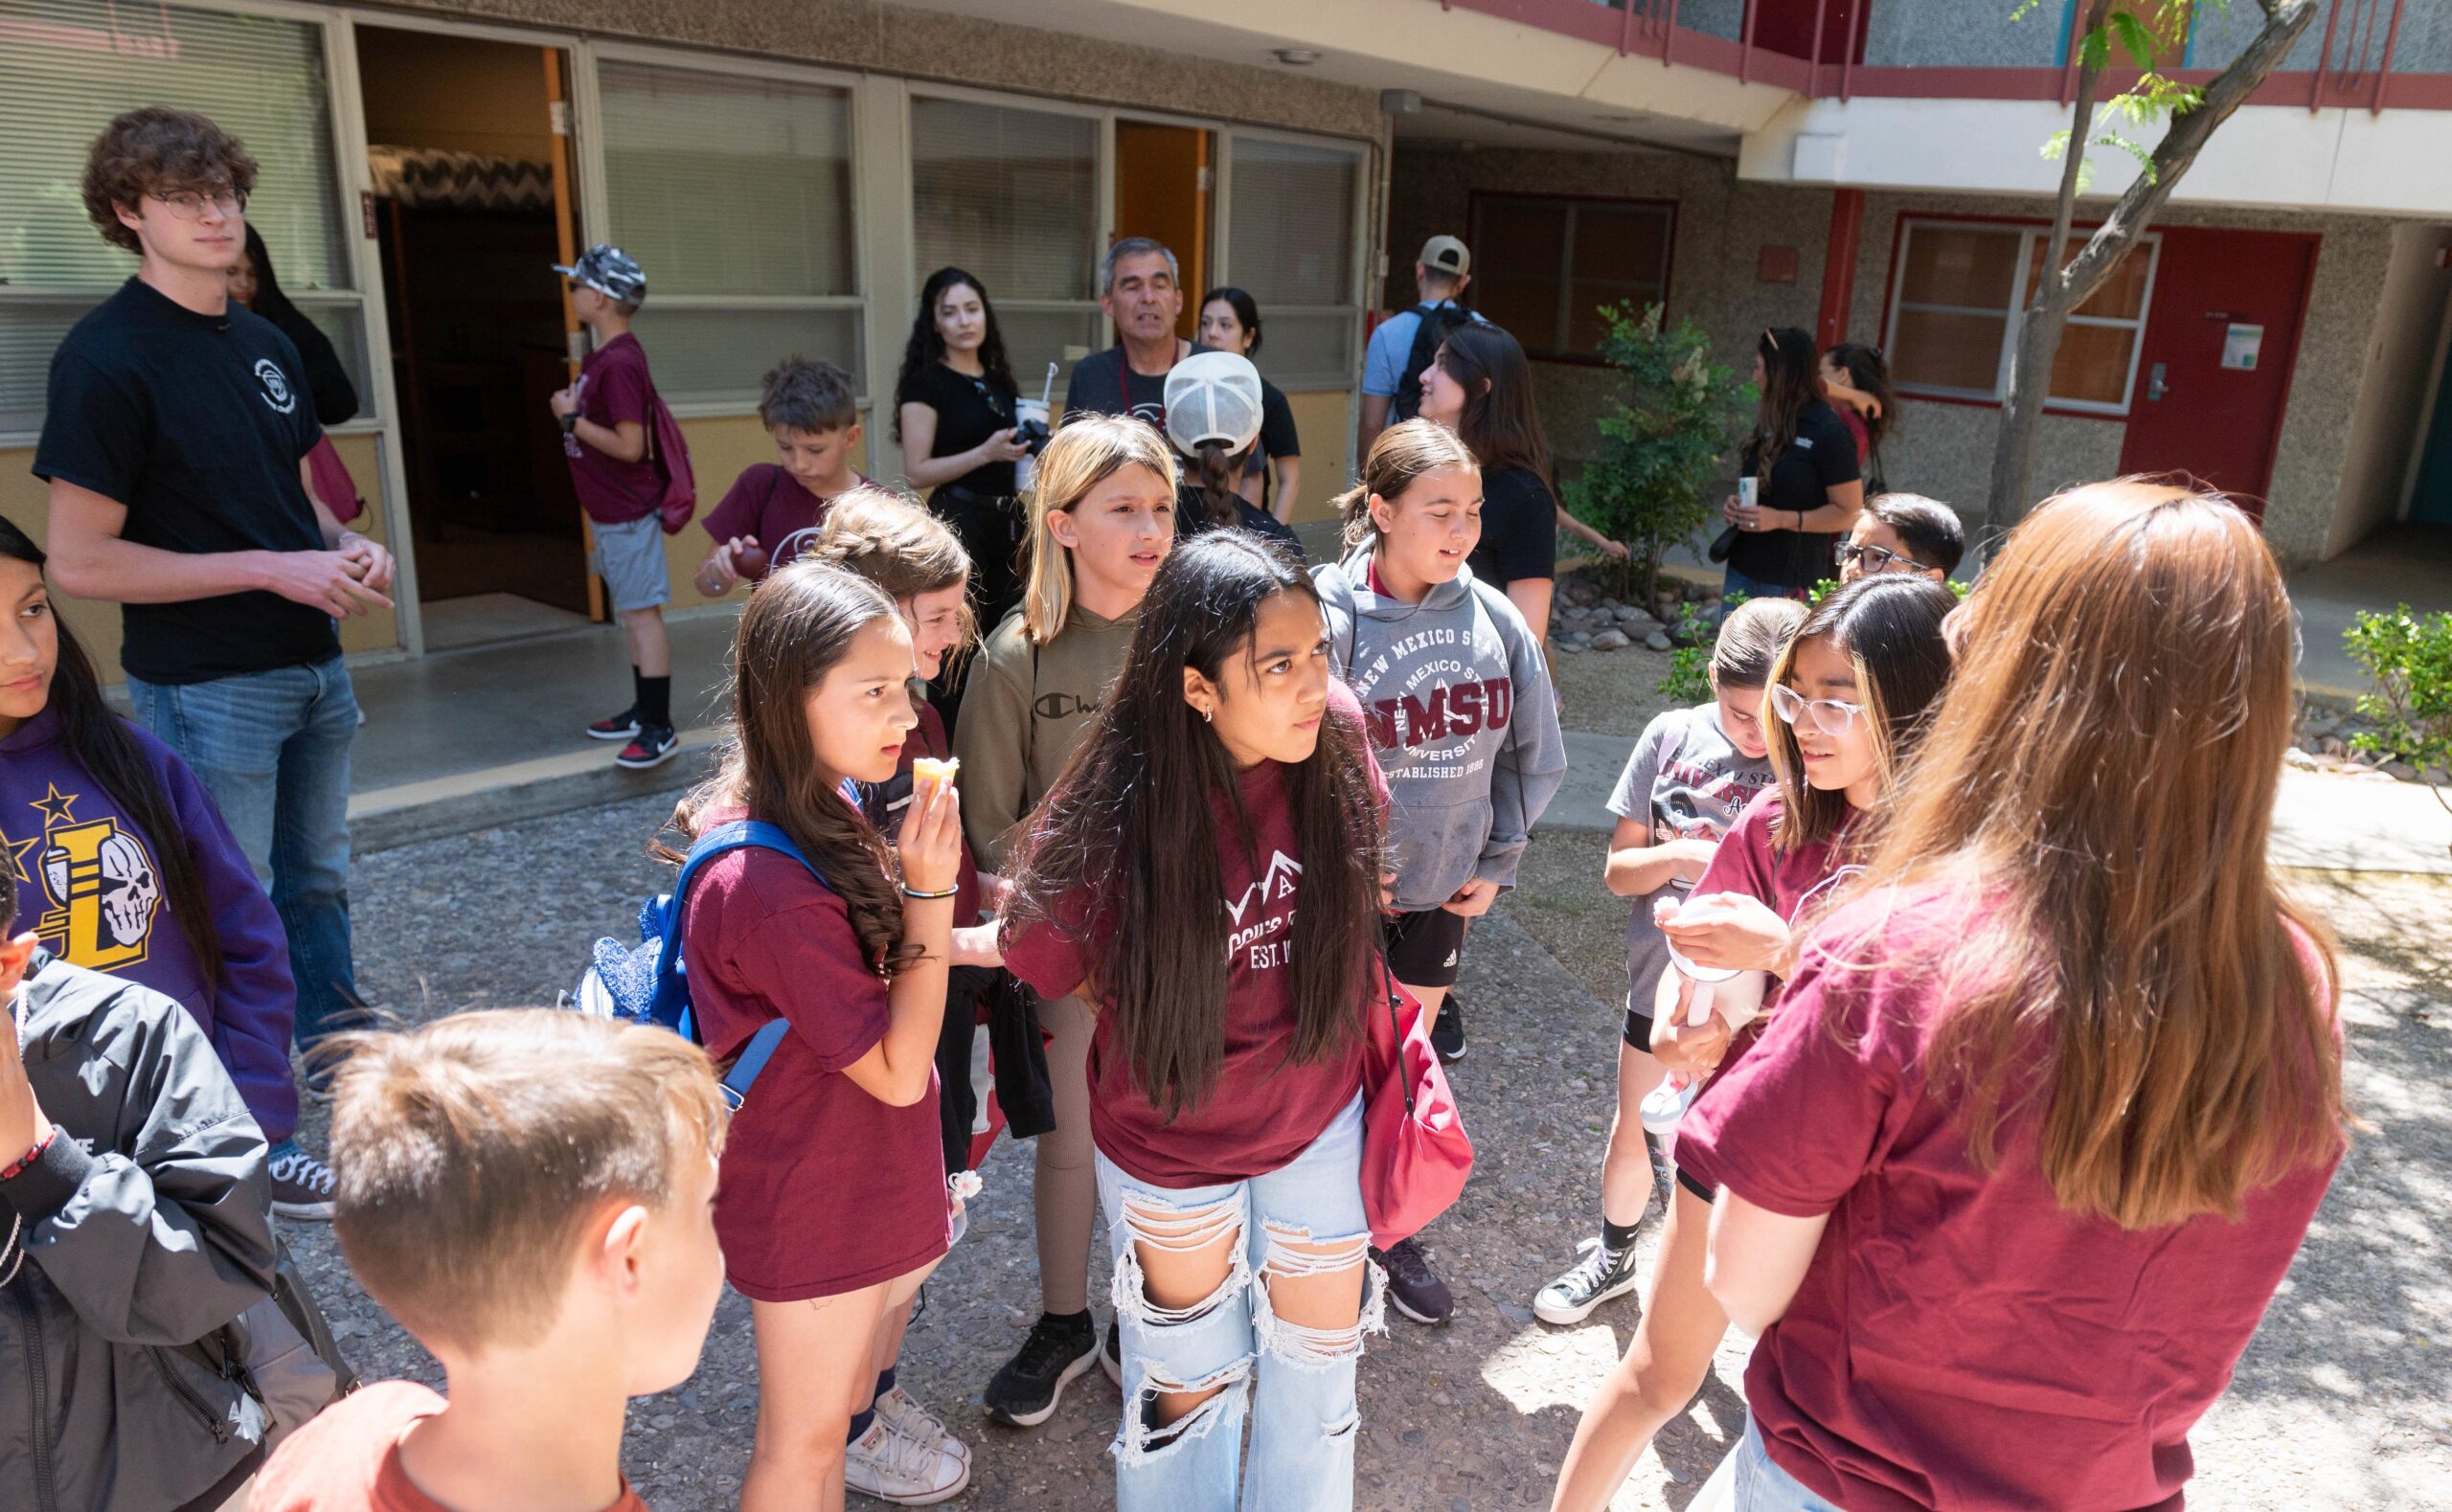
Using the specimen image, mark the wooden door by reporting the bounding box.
[1114,123,1211,339]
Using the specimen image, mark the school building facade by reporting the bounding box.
[3,0,2449,673]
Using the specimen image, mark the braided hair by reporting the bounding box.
[807,485,979,675]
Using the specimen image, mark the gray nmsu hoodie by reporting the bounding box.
[1314,549,1567,912]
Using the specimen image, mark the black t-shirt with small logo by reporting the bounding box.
[35,279,335,685]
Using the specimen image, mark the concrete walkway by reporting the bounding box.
[1538,729,2452,876]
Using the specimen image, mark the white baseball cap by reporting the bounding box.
[1164,351,1265,458]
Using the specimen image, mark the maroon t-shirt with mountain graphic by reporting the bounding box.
[1003,683,1385,1188]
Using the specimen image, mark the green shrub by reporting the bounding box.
[1563,304,1752,613]
[2346,605,2452,815]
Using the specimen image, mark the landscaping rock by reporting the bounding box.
[1590,629,1632,651]
[1645,630,1673,652]
[2283,746,2320,771]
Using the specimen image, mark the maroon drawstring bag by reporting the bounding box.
[1359,952,1473,1249]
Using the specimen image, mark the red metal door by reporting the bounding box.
[2116,228,2319,515]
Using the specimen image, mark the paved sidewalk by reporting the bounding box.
[1540,728,2452,876]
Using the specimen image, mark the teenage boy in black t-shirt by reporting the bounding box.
[34,108,391,1111]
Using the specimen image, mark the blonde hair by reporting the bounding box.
[1333,418,1478,553]
[1846,479,2342,1228]
[1019,414,1177,643]
[809,484,977,674]
[325,1010,727,1355]
[1709,596,1808,689]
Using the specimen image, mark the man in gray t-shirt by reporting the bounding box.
[1607,703,1779,1027]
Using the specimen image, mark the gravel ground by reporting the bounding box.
[1547,643,1680,740]
[278,782,2451,1509]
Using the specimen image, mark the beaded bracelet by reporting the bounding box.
[1,1130,56,1184]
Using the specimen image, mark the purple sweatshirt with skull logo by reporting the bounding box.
[1,705,298,1142]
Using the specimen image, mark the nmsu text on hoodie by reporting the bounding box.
[1314,550,1567,912]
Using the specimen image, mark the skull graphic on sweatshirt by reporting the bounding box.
[40,820,163,970]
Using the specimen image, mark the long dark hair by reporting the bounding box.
[1199,286,1262,355]
[670,562,917,972]
[1749,326,1822,485]
[1823,341,1895,452]
[1764,573,1957,853]
[1436,322,1554,489]
[0,516,223,988]
[893,266,1018,441]
[1003,533,1383,1118]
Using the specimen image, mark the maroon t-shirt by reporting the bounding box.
[701,465,870,574]
[1678,885,2342,1512]
[564,332,659,526]
[681,802,948,1299]
[1672,790,1855,1085]
[1003,685,1383,1188]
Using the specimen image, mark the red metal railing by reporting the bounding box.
[1439,0,2434,113]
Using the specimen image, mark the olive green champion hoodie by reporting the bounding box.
[952,601,1142,871]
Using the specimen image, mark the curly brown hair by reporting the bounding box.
[82,107,259,254]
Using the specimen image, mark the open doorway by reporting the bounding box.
[357,26,594,650]
[1114,122,1211,338]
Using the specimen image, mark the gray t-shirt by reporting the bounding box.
[1607,703,1779,1014]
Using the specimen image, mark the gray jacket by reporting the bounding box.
[1315,551,1568,910]
[2,952,276,1512]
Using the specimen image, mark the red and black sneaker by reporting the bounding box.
[616,725,680,770]
[586,706,641,741]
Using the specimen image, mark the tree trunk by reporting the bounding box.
[1982,0,2320,551]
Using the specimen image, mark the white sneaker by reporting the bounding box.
[847,1412,970,1505]
[1638,1074,1703,1137]
[874,1386,965,1463]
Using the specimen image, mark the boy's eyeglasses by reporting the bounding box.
[153,189,247,219]
[1770,683,1867,736]
[1835,541,1916,575]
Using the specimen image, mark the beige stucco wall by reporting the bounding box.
[1390,144,1832,471]
[375,0,1384,141]
[2327,222,2452,557]
[1844,190,2412,561]
[1395,137,2419,563]
[0,433,400,677]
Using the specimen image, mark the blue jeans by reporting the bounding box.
[1730,1417,1848,1511]
[1095,1095,1380,1512]
[126,659,366,1065]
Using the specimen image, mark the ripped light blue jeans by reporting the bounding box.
[1094,1094,1381,1512]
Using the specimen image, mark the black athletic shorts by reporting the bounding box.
[1383,907,1468,989]
[1623,1000,1655,1052]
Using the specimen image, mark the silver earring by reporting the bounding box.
[1200,706,1214,723]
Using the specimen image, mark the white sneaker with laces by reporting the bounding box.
[874,1386,965,1464]
[1638,1074,1704,1137]
[847,1412,970,1505]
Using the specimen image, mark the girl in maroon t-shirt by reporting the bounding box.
[1001,532,1391,1512]
[1684,483,2346,1512]
[1552,574,1955,1512]
[670,562,970,1510]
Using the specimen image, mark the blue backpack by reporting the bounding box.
[572,820,825,1107]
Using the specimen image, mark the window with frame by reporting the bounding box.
[1885,218,2160,413]
[911,97,1102,397]
[1221,136,1362,391]
[597,59,859,408]
[1469,194,1674,361]
[0,0,362,437]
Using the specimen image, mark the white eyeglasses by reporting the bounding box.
[1769,683,1866,736]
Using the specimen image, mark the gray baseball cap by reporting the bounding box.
[554,244,647,305]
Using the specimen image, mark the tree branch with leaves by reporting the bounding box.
[1985,0,2319,546]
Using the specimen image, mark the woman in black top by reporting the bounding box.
[1722,327,1864,599]
[1196,287,1303,523]
[897,266,1032,632]
[228,224,356,426]
[1416,322,1560,641]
